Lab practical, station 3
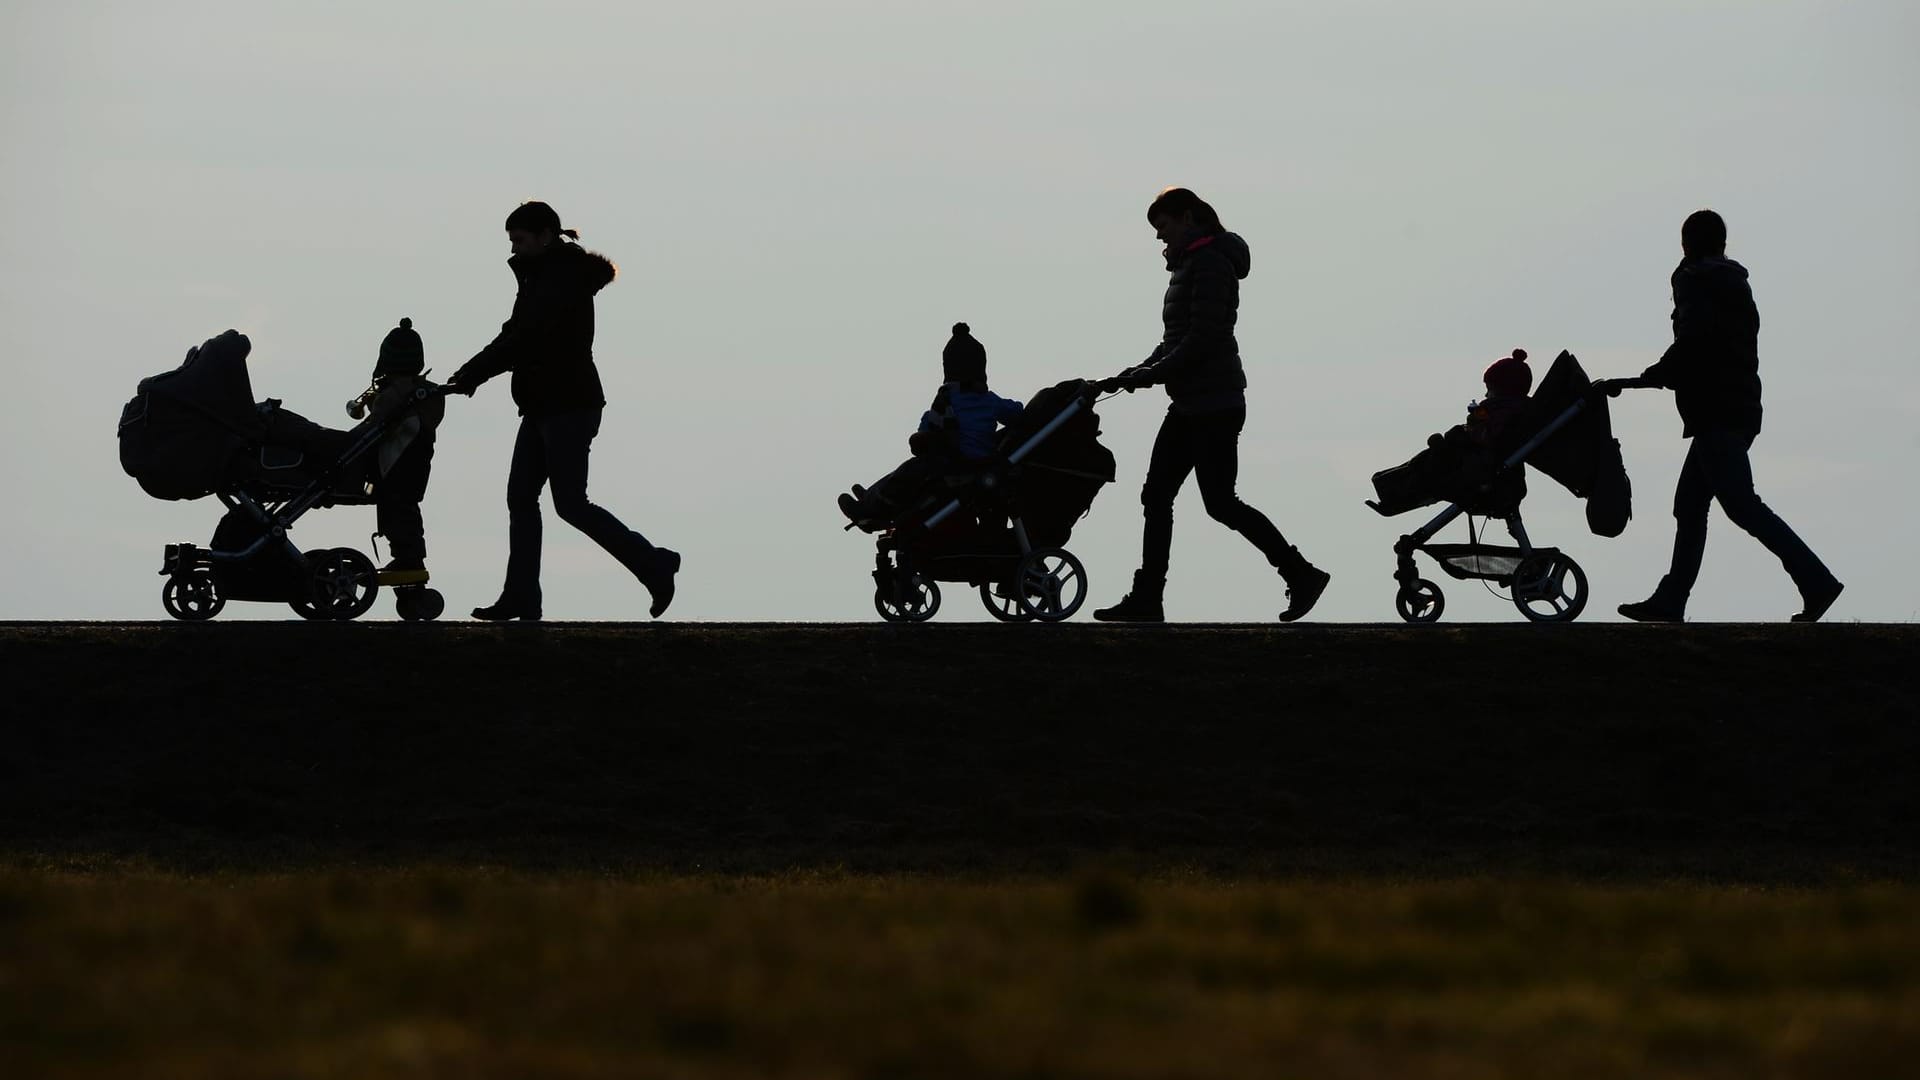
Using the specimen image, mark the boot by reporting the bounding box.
[1094,571,1164,623]
[1618,593,1684,623]
[376,556,429,588]
[1276,548,1330,623]
[472,599,542,622]
[1791,578,1843,623]
[641,547,681,619]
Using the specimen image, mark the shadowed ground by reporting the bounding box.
[2,622,1913,878]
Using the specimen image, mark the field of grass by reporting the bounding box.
[5,864,1916,1078]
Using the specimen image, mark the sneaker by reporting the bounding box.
[1279,565,1331,623]
[472,600,541,622]
[1617,598,1684,623]
[1791,579,1843,623]
[643,547,681,618]
[376,558,429,588]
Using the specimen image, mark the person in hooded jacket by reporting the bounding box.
[1095,188,1330,623]
[448,201,680,620]
[1603,209,1842,622]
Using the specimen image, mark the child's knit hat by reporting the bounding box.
[376,317,425,377]
[942,322,987,384]
[1482,348,1532,399]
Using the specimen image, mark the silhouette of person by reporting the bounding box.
[448,201,680,621]
[1095,188,1329,623]
[1607,209,1842,622]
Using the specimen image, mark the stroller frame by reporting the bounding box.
[1371,396,1595,624]
[158,385,450,623]
[873,383,1101,624]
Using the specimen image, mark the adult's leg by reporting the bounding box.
[1189,407,1301,572]
[1647,433,1715,609]
[500,415,549,607]
[1705,431,1839,596]
[541,407,661,579]
[1139,409,1199,580]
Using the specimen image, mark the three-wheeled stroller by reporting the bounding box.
[855,379,1117,622]
[1366,351,1632,623]
[117,329,453,622]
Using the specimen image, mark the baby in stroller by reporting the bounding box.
[837,322,1024,529]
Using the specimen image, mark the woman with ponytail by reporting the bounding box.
[450,200,680,620]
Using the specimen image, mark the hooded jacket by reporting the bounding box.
[1639,255,1764,437]
[452,241,617,416]
[1134,230,1253,412]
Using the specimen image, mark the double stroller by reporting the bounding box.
[854,380,1117,622]
[117,329,451,621]
[1367,351,1632,622]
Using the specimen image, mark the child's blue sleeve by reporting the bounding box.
[995,394,1025,422]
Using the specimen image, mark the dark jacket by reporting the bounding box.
[452,241,618,416]
[1639,255,1763,437]
[1135,230,1252,411]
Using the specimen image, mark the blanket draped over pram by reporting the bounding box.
[1369,352,1632,537]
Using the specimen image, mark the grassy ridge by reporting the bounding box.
[3,623,1916,877]
[4,865,1916,1079]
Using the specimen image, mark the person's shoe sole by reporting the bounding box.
[471,606,542,622]
[1791,580,1844,623]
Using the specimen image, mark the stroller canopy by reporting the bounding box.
[1523,352,1633,537]
[996,380,1117,548]
[118,330,269,501]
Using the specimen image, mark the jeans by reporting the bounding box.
[1139,405,1297,579]
[500,407,658,606]
[1653,427,1835,605]
[374,437,434,563]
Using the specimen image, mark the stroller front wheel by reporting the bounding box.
[1395,579,1445,624]
[161,569,224,621]
[874,576,941,623]
[979,582,1035,622]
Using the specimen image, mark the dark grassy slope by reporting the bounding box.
[1,623,1914,877]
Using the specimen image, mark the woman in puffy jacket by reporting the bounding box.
[1095,188,1328,623]
[450,201,679,620]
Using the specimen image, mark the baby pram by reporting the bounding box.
[859,379,1116,622]
[1366,351,1632,623]
[117,329,453,621]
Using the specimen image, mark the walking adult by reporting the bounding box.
[1603,209,1841,622]
[448,200,680,621]
[1094,188,1330,623]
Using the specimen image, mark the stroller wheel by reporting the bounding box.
[396,587,445,622]
[161,569,224,621]
[874,576,941,623]
[1014,548,1088,622]
[1512,552,1589,623]
[979,582,1035,622]
[1395,579,1445,624]
[300,547,380,621]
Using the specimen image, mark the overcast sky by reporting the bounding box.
[3,0,1914,622]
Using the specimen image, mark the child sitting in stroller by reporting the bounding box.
[345,318,445,585]
[1374,348,1535,515]
[838,322,1024,529]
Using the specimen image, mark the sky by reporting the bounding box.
[2,0,1915,622]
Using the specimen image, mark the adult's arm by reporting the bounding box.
[1131,249,1237,387]
[1639,265,1720,387]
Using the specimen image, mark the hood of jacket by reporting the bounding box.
[1673,253,1748,291]
[509,240,618,294]
[1166,230,1251,279]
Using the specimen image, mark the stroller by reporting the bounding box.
[117,329,453,622]
[857,379,1116,622]
[1366,351,1632,623]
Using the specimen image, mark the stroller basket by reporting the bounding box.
[1425,543,1528,582]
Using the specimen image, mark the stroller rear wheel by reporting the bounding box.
[396,586,445,622]
[979,582,1035,622]
[161,569,224,621]
[292,547,380,621]
[1512,552,1588,623]
[874,575,941,623]
[1395,578,1445,623]
[1014,548,1088,622]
